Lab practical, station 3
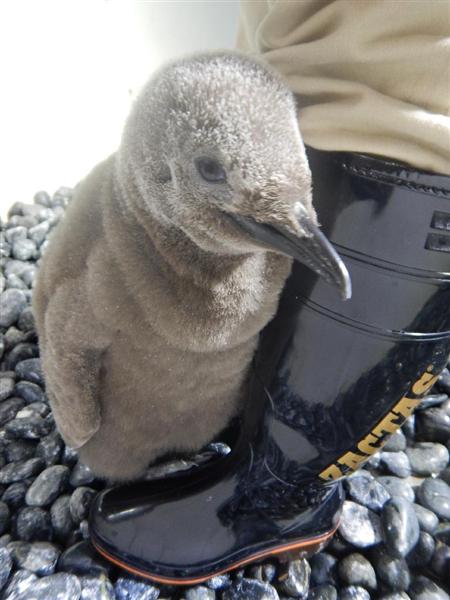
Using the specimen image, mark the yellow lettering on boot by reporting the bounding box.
[372,411,402,438]
[412,371,439,396]
[392,396,421,419]
[357,433,382,456]
[318,464,343,481]
[338,451,367,471]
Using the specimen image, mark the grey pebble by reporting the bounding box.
[70,461,96,487]
[1,568,38,599]
[377,476,415,503]
[437,368,450,394]
[12,239,37,261]
[13,381,45,404]
[2,482,28,510]
[28,221,50,247]
[0,289,27,328]
[51,494,74,541]
[19,572,82,600]
[4,440,36,463]
[277,558,310,597]
[372,546,411,591]
[338,501,383,547]
[17,307,35,332]
[310,552,337,585]
[185,586,215,600]
[339,586,370,600]
[412,502,439,534]
[416,408,450,444]
[6,273,28,291]
[337,552,377,590]
[222,577,279,599]
[5,414,52,439]
[14,506,52,541]
[0,501,10,535]
[416,477,450,520]
[25,465,69,506]
[4,226,27,244]
[381,497,420,558]
[416,393,448,411]
[206,574,232,590]
[431,542,450,586]
[70,487,96,523]
[0,377,15,402]
[36,431,64,466]
[307,584,337,600]
[58,541,113,577]
[15,357,44,386]
[383,429,407,452]
[378,594,411,600]
[79,574,116,599]
[7,540,60,575]
[406,531,435,568]
[0,397,25,426]
[5,342,39,371]
[33,191,52,207]
[0,546,12,592]
[0,458,44,485]
[408,575,450,600]
[406,442,449,476]
[380,451,411,478]
[114,576,160,599]
[344,474,390,512]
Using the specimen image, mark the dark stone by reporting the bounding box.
[431,543,450,586]
[2,482,28,510]
[206,574,232,590]
[70,461,96,487]
[4,440,36,463]
[383,430,407,452]
[344,474,390,512]
[79,574,116,599]
[416,408,450,444]
[14,506,52,541]
[15,357,44,386]
[25,465,69,507]
[372,547,410,591]
[50,495,74,541]
[377,477,415,503]
[7,540,60,575]
[434,521,450,545]
[277,558,310,597]
[0,546,12,592]
[36,431,63,466]
[411,503,439,534]
[440,467,450,485]
[339,587,370,600]
[13,381,45,405]
[222,578,279,599]
[185,586,216,600]
[0,458,44,484]
[380,452,411,478]
[416,477,450,520]
[406,442,449,476]
[0,397,25,426]
[5,414,52,439]
[62,445,79,466]
[0,377,15,401]
[408,575,450,600]
[58,541,113,577]
[406,531,435,568]
[416,394,448,410]
[1,568,38,598]
[308,584,337,600]
[381,497,420,558]
[5,343,39,370]
[0,289,27,328]
[69,487,96,523]
[402,415,415,441]
[338,501,382,547]
[437,368,450,394]
[28,221,50,247]
[337,552,377,590]
[114,576,160,599]
[310,552,337,585]
[3,326,25,350]
[0,501,10,535]
[20,572,82,599]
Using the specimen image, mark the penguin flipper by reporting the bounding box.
[37,274,111,449]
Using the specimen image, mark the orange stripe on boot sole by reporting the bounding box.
[92,525,338,586]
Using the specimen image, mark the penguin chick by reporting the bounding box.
[32,50,349,481]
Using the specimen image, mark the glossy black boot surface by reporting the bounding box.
[90,148,450,584]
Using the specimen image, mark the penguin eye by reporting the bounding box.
[195,157,227,183]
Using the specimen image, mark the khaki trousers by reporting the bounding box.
[236,0,450,175]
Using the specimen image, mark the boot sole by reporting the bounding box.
[92,525,338,586]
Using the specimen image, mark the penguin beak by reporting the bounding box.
[228,213,352,301]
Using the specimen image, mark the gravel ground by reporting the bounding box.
[0,188,449,600]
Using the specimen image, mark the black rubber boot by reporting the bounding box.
[89,148,450,584]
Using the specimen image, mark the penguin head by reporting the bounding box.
[117,51,350,299]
